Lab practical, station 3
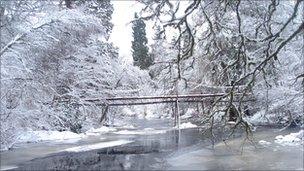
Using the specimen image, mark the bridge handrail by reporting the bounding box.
[85,93,250,102]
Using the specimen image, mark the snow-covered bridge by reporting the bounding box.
[85,93,253,126]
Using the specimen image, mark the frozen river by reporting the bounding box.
[167,128,303,170]
[1,119,303,170]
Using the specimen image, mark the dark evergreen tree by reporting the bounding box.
[131,13,153,69]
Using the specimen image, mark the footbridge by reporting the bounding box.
[85,93,252,127]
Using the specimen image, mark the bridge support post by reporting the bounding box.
[174,101,178,127]
[175,98,180,129]
[201,102,205,115]
[177,101,180,129]
[100,105,109,124]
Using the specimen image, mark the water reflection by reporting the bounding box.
[14,128,206,170]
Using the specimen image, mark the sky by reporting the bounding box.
[109,1,192,64]
[109,1,154,64]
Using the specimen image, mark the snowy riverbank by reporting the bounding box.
[2,120,199,151]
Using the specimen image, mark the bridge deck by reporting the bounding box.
[86,93,252,124]
[85,92,251,105]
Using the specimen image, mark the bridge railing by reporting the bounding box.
[84,93,253,125]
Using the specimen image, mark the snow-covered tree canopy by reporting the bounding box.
[140,0,303,131]
[0,0,152,150]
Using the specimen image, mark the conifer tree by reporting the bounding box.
[131,13,153,69]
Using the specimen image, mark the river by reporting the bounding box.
[0,118,303,170]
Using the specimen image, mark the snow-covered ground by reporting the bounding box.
[17,130,86,143]
[16,126,118,144]
[116,124,137,129]
[274,130,303,146]
[114,128,167,135]
[62,140,133,152]
[122,108,136,117]
[258,140,272,146]
[175,122,198,129]
[258,130,303,146]
[1,165,18,171]
[85,126,117,136]
[181,109,196,119]
[246,110,271,125]
[114,122,198,135]
[12,121,199,149]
